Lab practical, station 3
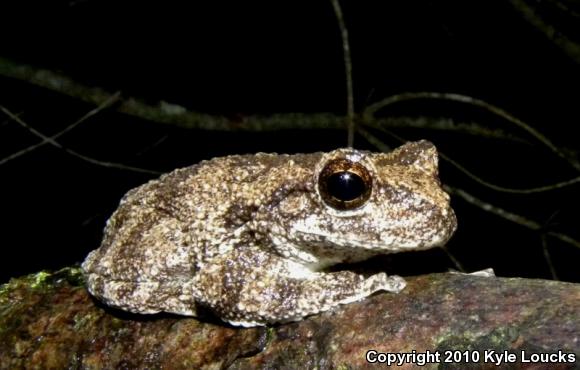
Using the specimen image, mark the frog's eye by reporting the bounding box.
[318,159,372,210]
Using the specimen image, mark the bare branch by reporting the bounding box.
[3,56,575,164]
[541,234,559,280]
[370,116,529,143]
[445,185,580,250]
[0,106,161,175]
[0,56,346,132]
[508,0,580,64]
[330,0,355,147]
[440,246,466,272]
[360,122,580,194]
[0,92,121,165]
[356,125,393,152]
[546,231,580,250]
[363,92,580,171]
[439,151,580,194]
[445,185,541,229]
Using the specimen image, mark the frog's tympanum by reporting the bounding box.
[82,141,456,326]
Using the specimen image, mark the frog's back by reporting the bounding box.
[81,152,321,313]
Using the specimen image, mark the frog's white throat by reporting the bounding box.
[267,224,450,271]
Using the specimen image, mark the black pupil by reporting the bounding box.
[326,171,366,201]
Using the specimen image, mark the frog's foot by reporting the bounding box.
[365,272,406,293]
[193,253,408,327]
[293,271,406,310]
[366,272,406,294]
[85,273,198,316]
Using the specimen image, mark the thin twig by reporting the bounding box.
[330,0,355,147]
[0,106,161,175]
[53,91,121,139]
[134,135,169,157]
[0,56,346,132]
[445,185,580,250]
[439,152,580,194]
[363,92,580,171]
[356,126,392,152]
[546,231,580,250]
[541,234,559,280]
[370,117,529,143]
[508,0,580,64]
[0,92,121,165]
[2,113,23,127]
[361,121,580,194]
[445,185,541,229]
[4,55,577,164]
[440,246,466,272]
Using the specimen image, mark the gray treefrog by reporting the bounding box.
[82,140,456,327]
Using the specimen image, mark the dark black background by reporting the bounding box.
[1,0,579,283]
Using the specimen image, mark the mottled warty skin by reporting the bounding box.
[82,141,456,327]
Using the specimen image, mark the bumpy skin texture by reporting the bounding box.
[82,141,457,327]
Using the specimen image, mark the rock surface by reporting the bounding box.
[0,268,578,369]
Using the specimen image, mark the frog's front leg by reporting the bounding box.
[190,245,405,327]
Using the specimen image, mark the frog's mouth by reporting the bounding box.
[292,225,454,253]
[285,201,457,255]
